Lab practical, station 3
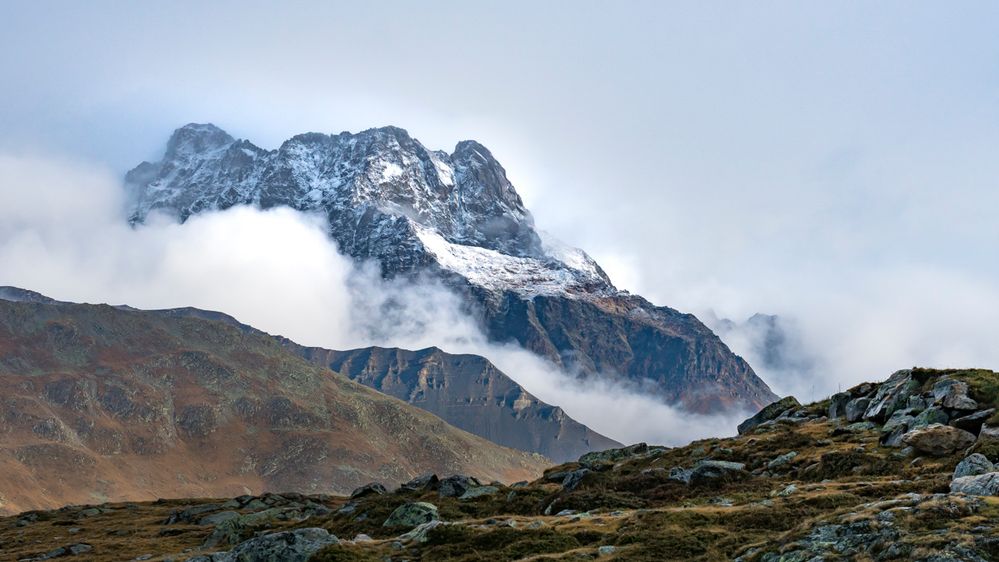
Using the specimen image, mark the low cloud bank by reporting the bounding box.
[0,153,740,446]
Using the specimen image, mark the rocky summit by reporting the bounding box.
[4,367,999,561]
[125,123,776,414]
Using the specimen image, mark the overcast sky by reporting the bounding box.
[2,1,998,396]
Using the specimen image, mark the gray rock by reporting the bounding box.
[689,460,748,485]
[912,406,950,430]
[902,424,977,456]
[832,421,877,435]
[398,520,446,543]
[207,527,338,562]
[940,381,979,411]
[828,392,852,419]
[459,485,499,499]
[738,396,801,435]
[383,502,440,528]
[845,397,871,423]
[197,511,240,527]
[399,473,439,492]
[950,472,999,496]
[560,469,591,492]
[578,443,649,466]
[951,409,995,434]
[767,451,798,470]
[668,466,693,484]
[438,475,482,498]
[349,482,388,499]
[598,545,617,556]
[907,394,929,412]
[864,370,917,422]
[954,454,994,479]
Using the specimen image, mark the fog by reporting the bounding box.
[0,153,745,445]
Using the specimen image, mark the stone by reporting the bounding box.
[560,469,591,492]
[438,475,482,498]
[212,528,338,562]
[197,511,239,526]
[738,396,801,435]
[864,370,917,422]
[951,409,995,434]
[881,425,909,448]
[828,392,852,419]
[941,382,979,411]
[902,424,977,456]
[773,484,797,497]
[767,451,798,470]
[349,482,387,499]
[907,394,929,412]
[598,545,617,556]
[578,443,649,466]
[383,502,440,528]
[667,466,693,484]
[353,534,372,542]
[911,407,949,430]
[399,473,439,492]
[832,421,877,436]
[950,472,999,496]
[459,486,499,499]
[689,460,748,486]
[954,454,994,479]
[845,397,871,423]
[398,520,446,543]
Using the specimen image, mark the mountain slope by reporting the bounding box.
[0,298,548,515]
[125,123,776,413]
[5,367,997,560]
[293,346,621,463]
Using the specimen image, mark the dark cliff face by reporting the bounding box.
[126,123,777,413]
[291,346,622,463]
[0,298,548,514]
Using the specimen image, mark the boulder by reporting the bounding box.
[578,443,649,466]
[901,424,977,456]
[560,468,591,492]
[950,472,999,496]
[398,520,446,543]
[954,453,994,479]
[940,381,979,411]
[399,473,439,492]
[950,409,995,434]
[438,475,482,498]
[767,451,798,470]
[210,528,338,562]
[667,467,693,484]
[689,460,748,486]
[907,394,929,412]
[864,370,917,422]
[845,398,871,423]
[459,485,499,499]
[383,502,439,528]
[828,392,852,419]
[911,406,949,430]
[350,482,388,499]
[197,511,240,527]
[738,396,801,435]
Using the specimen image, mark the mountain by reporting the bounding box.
[0,287,617,464]
[0,297,548,516]
[291,346,621,463]
[6,367,998,561]
[125,123,777,413]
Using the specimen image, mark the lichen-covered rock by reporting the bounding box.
[767,451,798,470]
[954,454,994,479]
[951,409,995,434]
[438,475,482,498]
[398,520,447,543]
[459,485,499,499]
[950,472,999,496]
[383,502,439,528]
[578,443,649,466]
[911,406,949,430]
[939,381,979,411]
[864,370,917,422]
[845,397,871,423]
[902,424,977,456]
[194,528,338,562]
[560,469,591,492]
[738,397,801,435]
[828,392,852,419]
[689,460,748,486]
[349,482,387,499]
[399,473,439,492]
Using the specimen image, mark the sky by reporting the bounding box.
[1,1,998,421]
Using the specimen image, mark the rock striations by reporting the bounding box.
[125,123,776,413]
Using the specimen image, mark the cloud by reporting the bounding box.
[0,152,740,446]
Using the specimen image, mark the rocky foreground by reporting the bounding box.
[3,368,999,561]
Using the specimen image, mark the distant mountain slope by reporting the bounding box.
[0,287,617,464]
[125,123,777,413]
[0,297,547,515]
[292,346,621,463]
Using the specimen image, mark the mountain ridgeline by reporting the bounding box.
[125,123,777,413]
